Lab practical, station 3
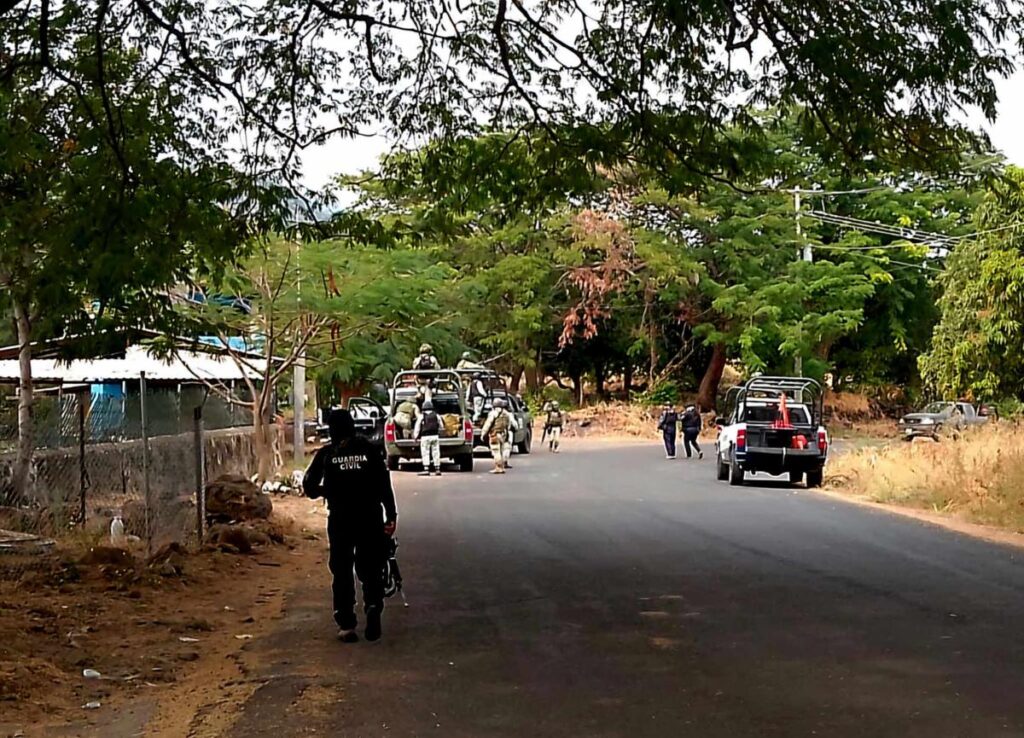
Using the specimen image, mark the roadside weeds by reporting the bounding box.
[824,423,1024,548]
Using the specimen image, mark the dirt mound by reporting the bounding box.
[205,475,273,524]
[204,523,280,554]
[78,545,135,569]
[148,542,189,577]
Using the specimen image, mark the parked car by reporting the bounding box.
[383,370,475,472]
[715,376,829,488]
[898,401,989,440]
[470,371,533,453]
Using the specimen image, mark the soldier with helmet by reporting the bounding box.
[412,343,441,402]
[480,397,519,474]
[545,401,566,453]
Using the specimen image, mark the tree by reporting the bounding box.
[6,1,1012,175]
[178,239,457,479]
[919,168,1024,401]
[0,14,271,504]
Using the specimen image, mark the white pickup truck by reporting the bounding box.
[715,376,830,488]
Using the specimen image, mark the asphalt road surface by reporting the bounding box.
[226,440,1024,738]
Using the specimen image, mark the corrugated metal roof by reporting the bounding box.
[0,346,264,384]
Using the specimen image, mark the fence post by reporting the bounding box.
[78,398,87,526]
[140,372,152,556]
[193,404,206,545]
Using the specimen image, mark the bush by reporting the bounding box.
[827,423,1024,531]
[523,386,574,414]
[638,380,680,407]
[992,398,1024,420]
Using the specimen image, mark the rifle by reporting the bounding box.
[541,424,550,444]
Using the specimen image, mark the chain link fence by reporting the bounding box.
[0,375,258,578]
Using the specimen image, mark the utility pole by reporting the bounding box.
[293,240,305,466]
[293,352,305,465]
[794,188,809,376]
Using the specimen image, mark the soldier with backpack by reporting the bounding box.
[545,401,566,453]
[412,343,441,403]
[480,398,519,474]
[412,343,441,371]
[413,400,443,476]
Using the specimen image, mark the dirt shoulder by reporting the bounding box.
[0,496,326,738]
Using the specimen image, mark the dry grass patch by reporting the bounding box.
[827,423,1024,532]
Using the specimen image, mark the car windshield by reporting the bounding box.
[923,402,953,415]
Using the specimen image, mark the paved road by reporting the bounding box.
[225,441,1024,737]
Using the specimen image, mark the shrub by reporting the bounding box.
[827,423,1024,532]
[639,381,680,407]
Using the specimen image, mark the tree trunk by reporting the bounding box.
[594,363,607,400]
[510,365,525,394]
[10,298,34,505]
[570,371,583,406]
[696,343,727,412]
[525,365,540,392]
[252,408,274,483]
[623,364,634,398]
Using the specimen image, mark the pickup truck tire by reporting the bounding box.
[728,448,745,486]
[387,455,400,472]
[716,451,729,481]
[457,454,474,472]
[789,471,803,485]
[517,429,532,455]
[806,469,823,488]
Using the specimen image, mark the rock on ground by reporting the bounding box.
[205,475,273,524]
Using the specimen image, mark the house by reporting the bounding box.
[0,335,266,445]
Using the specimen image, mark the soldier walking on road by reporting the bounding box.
[303,409,398,644]
[481,398,517,474]
[657,403,679,459]
[545,401,566,453]
[414,400,443,476]
[681,405,704,460]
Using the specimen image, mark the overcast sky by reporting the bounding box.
[299,70,1024,191]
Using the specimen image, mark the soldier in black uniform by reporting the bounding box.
[303,409,398,643]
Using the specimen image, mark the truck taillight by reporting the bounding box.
[736,428,746,450]
[818,430,828,453]
[385,422,396,443]
[464,419,474,443]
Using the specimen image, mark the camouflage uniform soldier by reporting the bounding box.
[481,398,518,474]
[545,401,566,453]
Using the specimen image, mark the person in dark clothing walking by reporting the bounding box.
[303,409,398,643]
[681,405,704,460]
[657,404,679,459]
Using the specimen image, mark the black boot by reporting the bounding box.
[365,606,382,642]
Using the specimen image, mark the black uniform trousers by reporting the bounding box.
[327,514,387,629]
[682,429,702,458]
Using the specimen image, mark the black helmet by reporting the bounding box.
[423,400,434,411]
[328,408,355,442]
